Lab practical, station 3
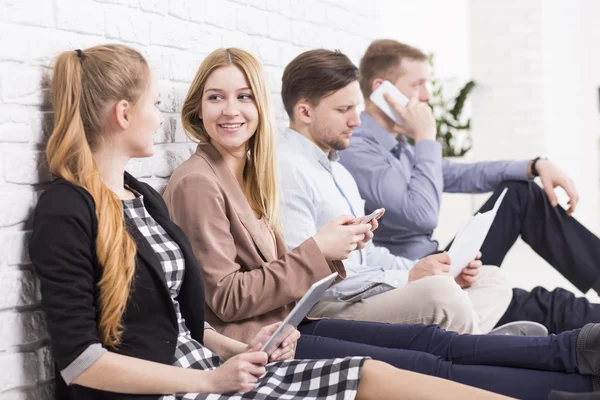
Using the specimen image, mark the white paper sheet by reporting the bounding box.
[447,188,508,277]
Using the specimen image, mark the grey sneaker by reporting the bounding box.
[488,321,549,336]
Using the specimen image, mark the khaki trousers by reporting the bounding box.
[307,265,512,334]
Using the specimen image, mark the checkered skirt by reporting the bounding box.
[122,195,366,400]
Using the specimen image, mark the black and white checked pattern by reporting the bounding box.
[123,194,366,400]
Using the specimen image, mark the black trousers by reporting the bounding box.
[296,320,590,399]
[454,180,600,333]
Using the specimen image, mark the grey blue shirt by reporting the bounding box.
[338,112,530,260]
[278,128,418,302]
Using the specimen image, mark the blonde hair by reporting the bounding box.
[181,48,280,231]
[46,44,150,348]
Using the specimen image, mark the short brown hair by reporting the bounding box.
[282,49,358,119]
[359,39,428,98]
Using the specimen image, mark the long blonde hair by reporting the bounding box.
[46,44,150,348]
[181,48,280,231]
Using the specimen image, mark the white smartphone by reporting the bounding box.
[360,208,384,224]
[369,80,409,126]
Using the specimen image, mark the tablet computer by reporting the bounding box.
[448,188,509,277]
[260,272,338,355]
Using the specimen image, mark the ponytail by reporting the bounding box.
[47,45,147,347]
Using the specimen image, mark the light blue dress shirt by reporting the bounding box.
[338,112,530,260]
[278,128,418,303]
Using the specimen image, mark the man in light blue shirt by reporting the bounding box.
[339,39,600,333]
[277,49,520,334]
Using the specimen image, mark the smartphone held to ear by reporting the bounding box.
[360,208,384,224]
[369,80,409,126]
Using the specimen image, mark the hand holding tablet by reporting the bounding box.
[260,273,338,356]
[447,188,508,277]
[247,322,300,362]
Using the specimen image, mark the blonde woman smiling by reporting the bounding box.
[30,43,507,400]
[164,47,599,399]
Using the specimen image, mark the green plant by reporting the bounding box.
[428,54,475,157]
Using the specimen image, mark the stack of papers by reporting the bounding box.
[448,188,508,277]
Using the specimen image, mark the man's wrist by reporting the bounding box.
[529,156,548,178]
[527,160,534,178]
[413,130,435,142]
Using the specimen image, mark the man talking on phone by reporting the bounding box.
[338,39,600,334]
[277,49,544,336]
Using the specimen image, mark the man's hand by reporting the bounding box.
[532,159,579,216]
[349,209,385,248]
[313,215,372,260]
[455,252,482,289]
[408,252,451,282]
[383,94,436,142]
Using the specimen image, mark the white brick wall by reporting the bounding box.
[8,0,598,397]
[0,0,377,398]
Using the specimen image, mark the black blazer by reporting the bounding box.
[29,173,206,400]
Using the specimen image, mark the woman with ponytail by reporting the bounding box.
[29,44,512,400]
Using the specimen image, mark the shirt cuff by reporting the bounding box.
[204,321,215,331]
[413,140,442,162]
[504,160,531,181]
[60,343,106,385]
[383,269,410,288]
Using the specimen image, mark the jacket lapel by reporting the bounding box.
[125,173,205,342]
[123,214,172,302]
[196,143,277,262]
[124,172,203,285]
[123,174,174,301]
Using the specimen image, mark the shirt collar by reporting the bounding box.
[283,128,339,171]
[356,112,402,152]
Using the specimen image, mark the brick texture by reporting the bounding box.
[0,0,377,397]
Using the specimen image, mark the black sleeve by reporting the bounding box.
[29,183,102,371]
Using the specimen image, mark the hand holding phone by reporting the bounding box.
[369,80,409,126]
[360,208,385,224]
[370,80,435,142]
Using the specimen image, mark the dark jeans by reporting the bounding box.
[446,180,600,333]
[498,287,600,334]
[478,181,600,293]
[297,319,592,399]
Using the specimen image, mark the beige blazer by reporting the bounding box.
[163,143,346,343]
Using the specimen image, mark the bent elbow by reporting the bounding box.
[214,312,238,323]
[419,215,438,232]
[403,206,439,233]
[207,293,243,323]
[407,215,438,233]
